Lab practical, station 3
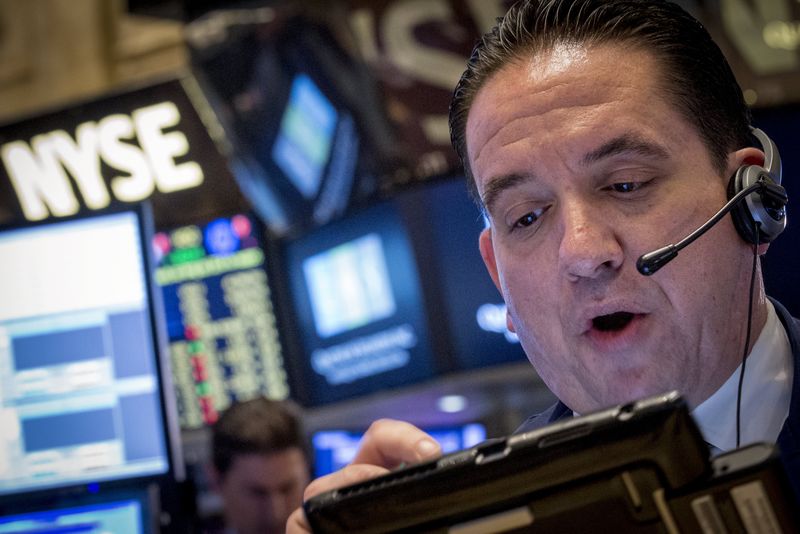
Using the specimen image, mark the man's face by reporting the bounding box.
[216,448,309,534]
[467,43,758,414]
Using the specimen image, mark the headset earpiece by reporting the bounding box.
[727,127,787,244]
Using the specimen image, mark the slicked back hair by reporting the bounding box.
[449,0,752,205]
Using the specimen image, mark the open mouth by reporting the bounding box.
[592,312,635,332]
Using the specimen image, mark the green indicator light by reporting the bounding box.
[168,246,206,265]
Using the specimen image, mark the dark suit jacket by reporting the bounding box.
[514,297,800,498]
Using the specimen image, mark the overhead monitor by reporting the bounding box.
[190,13,396,237]
[152,213,292,429]
[0,206,179,498]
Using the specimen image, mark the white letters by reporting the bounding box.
[1,138,80,221]
[99,114,154,202]
[134,102,204,194]
[1,101,205,221]
[47,124,110,210]
[382,0,466,90]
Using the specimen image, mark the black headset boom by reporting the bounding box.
[727,127,788,244]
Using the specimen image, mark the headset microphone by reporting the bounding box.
[636,180,787,275]
[636,127,788,276]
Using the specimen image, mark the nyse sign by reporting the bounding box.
[0,77,241,226]
[2,102,202,221]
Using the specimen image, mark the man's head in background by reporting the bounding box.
[210,397,310,534]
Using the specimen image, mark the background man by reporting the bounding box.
[288,0,799,530]
[209,397,310,534]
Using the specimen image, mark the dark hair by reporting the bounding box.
[211,397,308,475]
[449,0,752,204]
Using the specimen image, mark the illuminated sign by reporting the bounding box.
[0,77,243,226]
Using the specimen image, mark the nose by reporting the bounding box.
[558,199,624,280]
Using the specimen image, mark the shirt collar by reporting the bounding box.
[692,300,793,453]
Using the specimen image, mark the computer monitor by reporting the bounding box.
[311,423,487,477]
[0,489,154,534]
[0,206,179,498]
[397,177,528,371]
[152,213,292,429]
[282,200,438,405]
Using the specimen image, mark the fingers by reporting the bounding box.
[287,464,394,533]
[285,419,442,533]
[353,418,442,468]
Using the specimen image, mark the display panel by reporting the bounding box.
[0,209,173,497]
[401,178,528,370]
[190,13,395,237]
[283,201,437,405]
[272,74,339,200]
[312,423,487,477]
[152,213,290,428]
[0,498,145,534]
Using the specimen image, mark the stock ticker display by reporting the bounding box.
[152,214,290,429]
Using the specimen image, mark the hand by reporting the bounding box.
[286,419,442,533]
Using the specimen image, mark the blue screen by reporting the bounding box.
[0,210,171,496]
[283,201,438,405]
[312,424,487,477]
[0,498,144,533]
[272,74,338,200]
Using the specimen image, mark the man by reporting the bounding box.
[288,0,799,530]
[209,397,310,534]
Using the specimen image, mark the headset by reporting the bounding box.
[727,127,787,245]
[637,127,788,276]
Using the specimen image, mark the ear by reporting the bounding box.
[727,146,766,175]
[478,228,516,333]
[478,227,501,293]
[727,146,773,255]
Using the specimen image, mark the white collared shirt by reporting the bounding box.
[692,300,794,453]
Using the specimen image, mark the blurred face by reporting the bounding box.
[468,43,765,414]
[216,448,309,534]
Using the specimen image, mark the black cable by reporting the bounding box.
[736,223,760,449]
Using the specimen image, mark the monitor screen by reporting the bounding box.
[0,209,173,497]
[190,14,395,237]
[282,201,437,405]
[400,178,528,370]
[312,423,487,477]
[0,497,148,534]
[152,213,291,428]
[272,74,340,201]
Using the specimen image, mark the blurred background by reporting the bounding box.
[0,0,799,531]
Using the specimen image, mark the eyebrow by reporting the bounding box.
[479,134,670,215]
[480,172,532,217]
[581,134,670,166]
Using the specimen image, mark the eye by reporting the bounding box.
[609,182,642,193]
[605,175,657,195]
[512,207,546,229]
